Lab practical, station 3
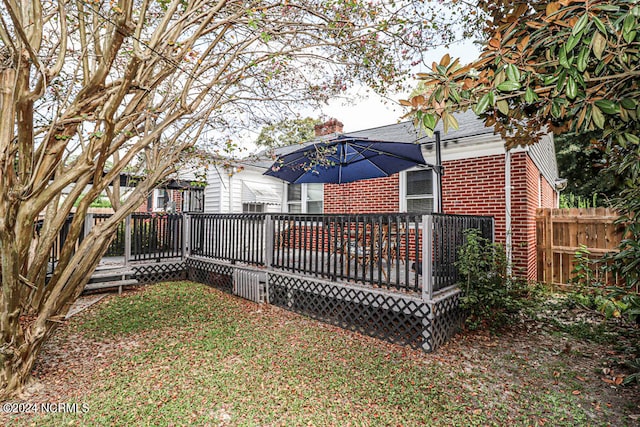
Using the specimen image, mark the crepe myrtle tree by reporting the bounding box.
[0,0,465,398]
[405,0,640,289]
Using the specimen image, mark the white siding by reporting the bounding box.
[205,165,283,213]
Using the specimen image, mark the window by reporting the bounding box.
[287,184,303,213]
[242,203,264,213]
[286,183,323,213]
[403,169,435,213]
[154,189,169,211]
[306,184,324,213]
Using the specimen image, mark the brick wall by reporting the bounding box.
[441,155,507,244]
[324,176,400,213]
[320,151,556,280]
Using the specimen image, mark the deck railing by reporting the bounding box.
[41,211,494,299]
[189,212,494,298]
[190,213,266,265]
[36,214,83,274]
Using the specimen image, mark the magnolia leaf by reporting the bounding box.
[592,32,607,60]
[505,64,520,82]
[496,81,521,92]
[474,92,492,114]
[566,76,577,99]
[565,32,581,52]
[445,112,459,131]
[422,113,436,131]
[623,29,636,44]
[442,111,450,134]
[621,98,638,110]
[623,14,636,36]
[576,46,589,72]
[440,53,451,67]
[594,99,619,114]
[524,87,538,103]
[591,105,605,129]
[546,2,560,16]
[592,15,607,34]
[572,13,588,36]
[559,45,570,68]
[497,99,510,115]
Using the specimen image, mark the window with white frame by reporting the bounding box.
[154,189,169,211]
[403,169,436,213]
[242,203,264,213]
[286,183,323,213]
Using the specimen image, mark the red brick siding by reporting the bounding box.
[441,155,507,245]
[509,153,536,279]
[324,176,400,213]
[319,151,555,280]
[540,175,556,208]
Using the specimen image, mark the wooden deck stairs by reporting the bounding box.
[84,266,138,294]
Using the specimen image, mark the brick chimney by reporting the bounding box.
[314,118,344,137]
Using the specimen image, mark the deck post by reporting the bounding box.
[124,214,132,267]
[264,214,274,268]
[421,215,433,302]
[83,213,94,240]
[183,213,191,259]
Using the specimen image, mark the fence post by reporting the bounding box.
[264,214,274,268]
[421,214,433,302]
[183,213,190,259]
[124,214,132,267]
[83,213,94,240]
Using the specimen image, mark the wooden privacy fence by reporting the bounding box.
[536,208,625,288]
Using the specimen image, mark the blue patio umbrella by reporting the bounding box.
[264,135,430,184]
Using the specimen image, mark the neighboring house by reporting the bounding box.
[140,179,205,213]
[205,112,561,280]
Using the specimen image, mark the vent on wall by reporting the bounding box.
[233,269,266,303]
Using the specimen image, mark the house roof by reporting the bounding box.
[243,110,494,170]
[237,110,559,187]
[344,110,493,144]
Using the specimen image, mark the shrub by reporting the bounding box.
[455,229,533,330]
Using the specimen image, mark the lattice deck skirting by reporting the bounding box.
[186,257,233,293]
[184,257,462,352]
[133,261,186,284]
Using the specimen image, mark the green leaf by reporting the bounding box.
[623,14,636,36]
[594,99,619,114]
[621,98,638,110]
[422,113,436,131]
[505,64,520,82]
[474,92,492,114]
[591,105,605,129]
[572,13,589,36]
[576,47,589,72]
[559,45,570,68]
[524,87,538,103]
[566,32,581,52]
[623,30,636,44]
[566,76,577,99]
[497,99,510,115]
[624,133,640,144]
[594,5,619,12]
[496,81,521,92]
[592,16,607,34]
[450,87,461,104]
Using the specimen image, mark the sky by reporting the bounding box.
[319,38,482,133]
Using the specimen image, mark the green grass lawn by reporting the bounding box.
[8,281,639,426]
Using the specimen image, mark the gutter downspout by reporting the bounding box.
[505,149,513,276]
